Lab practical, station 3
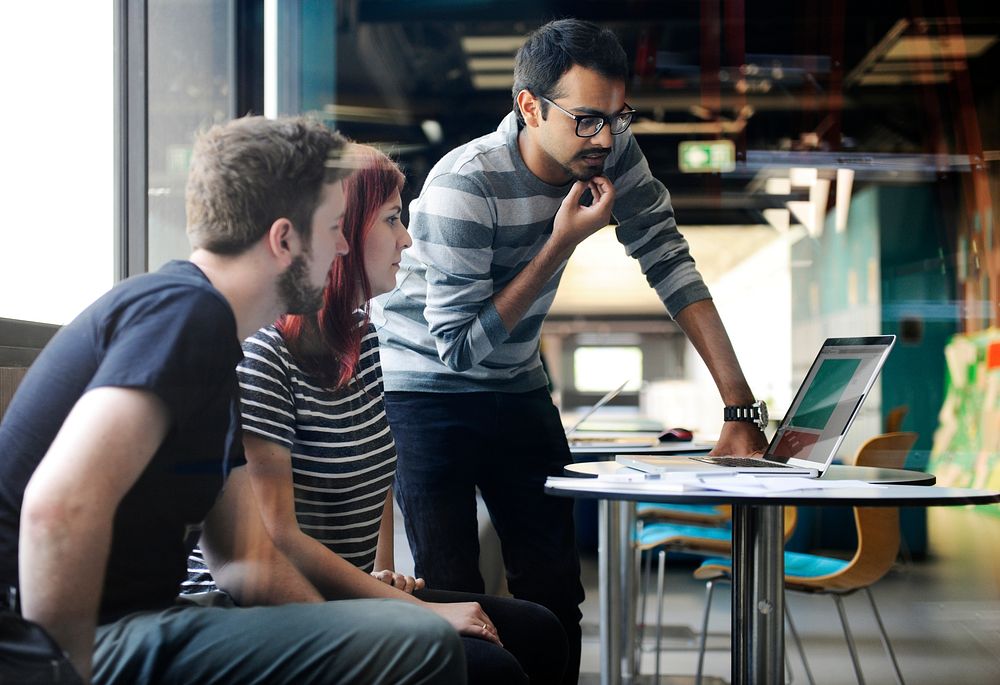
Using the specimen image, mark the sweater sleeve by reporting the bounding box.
[610,133,713,317]
[405,172,510,371]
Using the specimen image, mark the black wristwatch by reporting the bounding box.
[724,400,768,431]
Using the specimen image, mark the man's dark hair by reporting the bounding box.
[186,116,352,255]
[512,18,628,126]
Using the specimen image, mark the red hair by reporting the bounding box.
[276,145,405,387]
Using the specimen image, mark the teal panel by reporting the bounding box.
[300,0,336,115]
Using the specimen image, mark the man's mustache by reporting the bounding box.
[574,148,611,160]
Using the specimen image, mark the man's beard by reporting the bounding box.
[562,148,611,182]
[277,254,325,315]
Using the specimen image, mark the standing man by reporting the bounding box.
[0,116,464,685]
[374,19,768,683]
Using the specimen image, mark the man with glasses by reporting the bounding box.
[375,19,767,683]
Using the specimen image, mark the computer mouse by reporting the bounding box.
[659,427,693,442]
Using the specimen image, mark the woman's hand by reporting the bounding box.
[370,569,425,594]
[423,601,503,647]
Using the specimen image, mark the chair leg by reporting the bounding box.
[863,587,906,685]
[833,594,866,685]
[695,579,717,685]
[633,540,644,676]
[784,602,815,685]
[637,544,653,665]
[654,550,666,682]
[784,640,795,684]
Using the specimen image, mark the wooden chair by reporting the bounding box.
[884,405,909,433]
[849,431,918,469]
[636,502,731,525]
[692,433,918,685]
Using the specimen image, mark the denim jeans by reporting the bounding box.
[93,599,464,685]
[385,388,584,685]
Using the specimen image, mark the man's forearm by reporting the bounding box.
[493,237,574,331]
[19,489,113,683]
[673,299,754,405]
[199,468,323,606]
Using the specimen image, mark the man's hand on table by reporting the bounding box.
[710,421,769,457]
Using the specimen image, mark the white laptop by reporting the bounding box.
[616,335,896,477]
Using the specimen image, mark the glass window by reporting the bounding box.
[0,3,113,324]
[573,347,644,393]
[146,0,235,271]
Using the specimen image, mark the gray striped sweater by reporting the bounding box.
[373,111,711,393]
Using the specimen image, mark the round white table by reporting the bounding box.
[545,464,997,685]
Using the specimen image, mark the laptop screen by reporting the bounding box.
[766,336,895,465]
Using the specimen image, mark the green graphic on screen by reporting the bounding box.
[790,358,861,430]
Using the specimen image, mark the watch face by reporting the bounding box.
[756,400,768,425]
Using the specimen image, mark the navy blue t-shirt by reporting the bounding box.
[0,260,245,623]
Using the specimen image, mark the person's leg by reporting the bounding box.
[477,388,584,685]
[385,391,486,593]
[92,599,465,685]
[416,588,567,685]
[458,637,526,685]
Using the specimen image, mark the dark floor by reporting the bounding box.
[394,500,1000,684]
[577,506,1000,684]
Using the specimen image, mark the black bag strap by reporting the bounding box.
[0,610,84,684]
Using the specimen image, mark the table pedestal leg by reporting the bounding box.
[619,501,637,684]
[732,504,785,685]
[599,500,623,685]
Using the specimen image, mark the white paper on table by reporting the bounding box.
[546,476,709,493]
[693,475,886,494]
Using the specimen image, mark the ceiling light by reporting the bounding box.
[765,178,791,195]
[471,73,514,90]
[461,36,525,54]
[835,169,854,233]
[467,57,516,72]
[763,208,790,233]
[885,35,998,61]
[789,167,817,187]
[421,120,443,145]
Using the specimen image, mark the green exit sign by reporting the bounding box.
[678,140,736,173]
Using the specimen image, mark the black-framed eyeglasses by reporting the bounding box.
[540,96,636,137]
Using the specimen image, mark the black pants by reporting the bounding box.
[415,588,568,684]
[387,389,585,685]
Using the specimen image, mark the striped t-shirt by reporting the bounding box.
[373,111,711,394]
[183,322,396,593]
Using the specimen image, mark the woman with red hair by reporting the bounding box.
[188,145,567,684]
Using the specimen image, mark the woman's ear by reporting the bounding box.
[516,89,541,128]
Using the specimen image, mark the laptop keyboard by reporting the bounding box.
[691,456,797,469]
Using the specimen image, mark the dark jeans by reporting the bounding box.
[386,389,585,685]
[416,588,567,685]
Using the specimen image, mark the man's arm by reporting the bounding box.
[416,175,614,371]
[197,465,323,607]
[673,300,769,456]
[493,177,615,331]
[19,387,171,684]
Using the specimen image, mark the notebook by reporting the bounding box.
[617,336,896,478]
